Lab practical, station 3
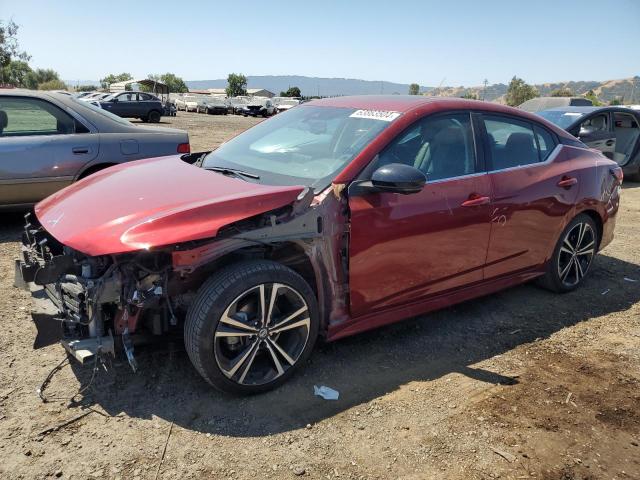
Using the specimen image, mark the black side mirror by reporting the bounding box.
[370,163,426,194]
[111,97,118,103]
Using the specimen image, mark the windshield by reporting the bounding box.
[71,97,133,126]
[537,110,585,129]
[202,105,399,190]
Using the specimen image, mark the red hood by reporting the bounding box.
[35,156,304,256]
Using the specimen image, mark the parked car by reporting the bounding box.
[273,97,300,113]
[181,95,199,112]
[99,91,164,123]
[519,96,593,113]
[197,96,229,115]
[0,90,189,208]
[228,96,249,114]
[238,97,276,117]
[537,106,640,181]
[15,96,621,394]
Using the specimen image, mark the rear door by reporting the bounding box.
[481,114,579,278]
[0,95,99,205]
[612,111,640,166]
[575,112,616,160]
[348,111,492,317]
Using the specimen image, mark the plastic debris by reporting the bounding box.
[601,289,610,295]
[314,385,339,400]
[623,277,638,282]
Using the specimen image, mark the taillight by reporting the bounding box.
[610,166,623,184]
[177,143,190,154]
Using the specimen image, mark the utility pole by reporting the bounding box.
[482,79,489,101]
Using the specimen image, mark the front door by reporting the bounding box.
[348,112,492,318]
[0,95,98,205]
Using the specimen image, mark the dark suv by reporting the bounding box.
[100,92,164,123]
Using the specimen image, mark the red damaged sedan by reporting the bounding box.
[16,96,622,393]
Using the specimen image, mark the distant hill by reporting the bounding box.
[426,77,640,104]
[186,75,432,97]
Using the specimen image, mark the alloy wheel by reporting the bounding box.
[557,222,595,287]
[214,283,310,386]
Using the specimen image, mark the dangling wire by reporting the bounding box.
[37,350,104,403]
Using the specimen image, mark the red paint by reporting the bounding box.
[35,156,303,256]
[34,96,620,343]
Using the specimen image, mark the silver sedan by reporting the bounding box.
[0,90,190,208]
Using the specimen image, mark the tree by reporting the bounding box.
[226,73,247,97]
[100,72,133,90]
[505,76,538,106]
[460,92,478,100]
[1,60,32,87]
[76,84,98,92]
[153,73,188,93]
[610,97,623,106]
[584,89,602,106]
[550,88,573,97]
[0,19,30,69]
[408,83,420,95]
[38,79,67,91]
[280,86,301,97]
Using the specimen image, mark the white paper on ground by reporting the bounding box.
[314,385,339,400]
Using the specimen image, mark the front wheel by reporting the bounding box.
[185,260,319,394]
[538,214,598,293]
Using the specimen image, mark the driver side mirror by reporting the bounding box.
[370,163,426,195]
[111,97,118,103]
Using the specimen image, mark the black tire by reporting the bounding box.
[185,260,319,394]
[148,110,161,123]
[140,116,149,123]
[538,213,598,293]
[626,168,640,182]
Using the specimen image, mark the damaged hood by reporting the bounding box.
[35,156,304,256]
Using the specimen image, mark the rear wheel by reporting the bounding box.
[538,214,598,293]
[148,110,161,123]
[185,260,319,394]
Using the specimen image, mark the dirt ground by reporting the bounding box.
[0,111,638,480]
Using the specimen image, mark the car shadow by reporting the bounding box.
[52,253,640,438]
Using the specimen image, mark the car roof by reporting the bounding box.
[541,106,639,114]
[307,95,578,144]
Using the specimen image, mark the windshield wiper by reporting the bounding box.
[204,166,261,180]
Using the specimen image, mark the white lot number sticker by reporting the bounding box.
[349,109,401,122]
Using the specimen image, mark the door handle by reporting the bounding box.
[461,194,490,207]
[557,176,578,188]
[72,147,89,154]
[605,140,614,147]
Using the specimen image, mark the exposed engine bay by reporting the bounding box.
[15,185,349,373]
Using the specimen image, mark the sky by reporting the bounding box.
[2,0,639,87]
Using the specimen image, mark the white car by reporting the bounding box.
[273,97,300,113]
[182,96,199,112]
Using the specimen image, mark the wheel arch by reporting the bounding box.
[575,208,603,250]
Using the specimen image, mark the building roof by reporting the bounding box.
[109,78,169,96]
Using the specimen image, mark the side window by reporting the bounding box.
[483,115,539,169]
[0,96,77,137]
[118,93,135,102]
[139,93,152,101]
[376,113,476,181]
[534,125,557,161]
[581,114,608,133]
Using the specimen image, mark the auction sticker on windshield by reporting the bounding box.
[349,110,401,122]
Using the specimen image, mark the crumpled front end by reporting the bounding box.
[15,185,351,371]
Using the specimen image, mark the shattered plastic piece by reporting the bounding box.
[601,289,610,295]
[314,385,339,400]
[623,277,638,282]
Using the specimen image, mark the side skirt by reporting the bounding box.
[327,268,544,341]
